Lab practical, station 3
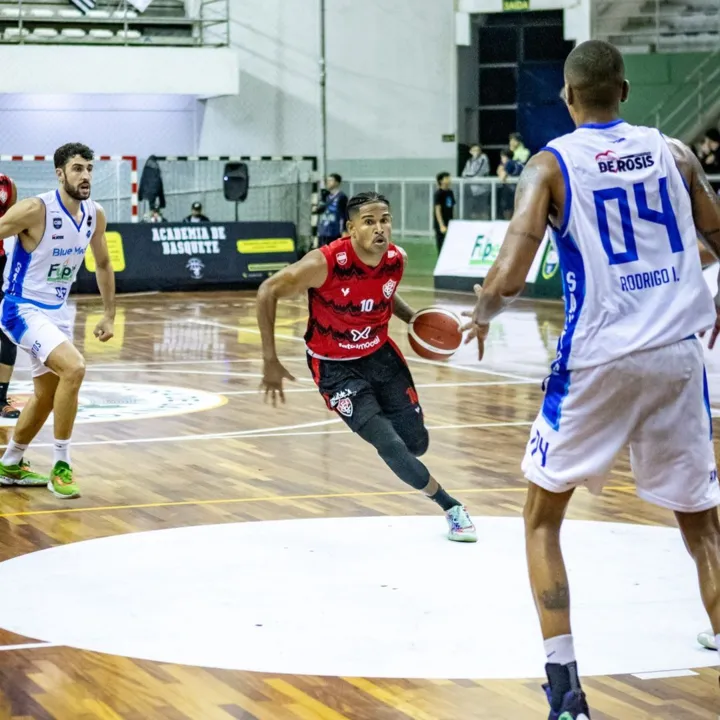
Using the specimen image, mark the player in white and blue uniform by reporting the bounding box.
[464,41,720,719]
[0,143,115,500]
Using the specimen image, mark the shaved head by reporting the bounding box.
[564,40,626,111]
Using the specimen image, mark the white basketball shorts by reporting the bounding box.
[522,338,720,513]
[0,299,73,377]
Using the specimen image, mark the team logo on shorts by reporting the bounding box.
[31,341,41,358]
[336,397,353,417]
[382,279,397,299]
[53,217,62,230]
[336,252,348,266]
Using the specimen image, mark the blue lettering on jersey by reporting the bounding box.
[619,266,681,292]
[596,150,654,174]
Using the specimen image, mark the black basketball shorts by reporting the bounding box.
[307,340,423,433]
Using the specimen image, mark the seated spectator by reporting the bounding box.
[497,148,523,219]
[184,202,210,223]
[461,144,490,219]
[509,132,531,165]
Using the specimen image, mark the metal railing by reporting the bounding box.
[0,0,229,46]
[593,0,720,52]
[347,174,720,240]
[344,177,519,238]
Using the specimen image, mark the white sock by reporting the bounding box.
[2,439,27,466]
[544,634,576,666]
[716,634,720,658]
[53,439,71,465]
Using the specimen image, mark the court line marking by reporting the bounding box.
[632,669,698,680]
[0,642,60,652]
[222,380,538,396]
[185,319,541,382]
[8,419,532,449]
[0,483,635,520]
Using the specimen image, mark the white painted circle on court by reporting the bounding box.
[0,381,226,425]
[0,516,713,679]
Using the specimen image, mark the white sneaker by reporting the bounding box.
[445,505,477,543]
[698,629,716,650]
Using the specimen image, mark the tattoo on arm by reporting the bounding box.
[540,582,570,611]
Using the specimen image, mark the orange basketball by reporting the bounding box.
[408,308,462,361]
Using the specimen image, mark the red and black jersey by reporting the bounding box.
[0,175,14,257]
[305,236,404,360]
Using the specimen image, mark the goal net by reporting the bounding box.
[0,156,137,223]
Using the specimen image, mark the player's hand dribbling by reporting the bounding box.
[93,316,114,343]
[261,358,296,407]
[460,284,490,360]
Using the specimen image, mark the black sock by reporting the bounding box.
[429,486,461,512]
[0,382,10,405]
[545,661,581,710]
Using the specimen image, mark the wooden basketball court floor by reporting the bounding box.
[0,285,716,720]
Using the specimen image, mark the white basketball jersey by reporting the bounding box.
[545,120,716,371]
[4,190,95,308]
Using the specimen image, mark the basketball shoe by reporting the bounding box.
[0,458,48,486]
[544,663,591,720]
[698,629,716,650]
[48,461,80,499]
[445,505,477,542]
[0,400,19,420]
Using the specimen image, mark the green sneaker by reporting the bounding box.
[0,458,49,487]
[48,461,81,499]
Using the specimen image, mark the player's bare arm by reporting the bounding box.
[257,250,328,405]
[89,205,115,343]
[0,198,45,250]
[463,153,557,359]
[667,137,720,348]
[392,248,416,323]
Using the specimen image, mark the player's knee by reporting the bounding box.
[61,357,86,386]
[0,338,16,367]
[405,426,429,457]
[677,508,720,557]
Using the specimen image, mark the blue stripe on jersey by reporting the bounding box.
[4,294,63,310]
[55,190,85,232]
[541,231,587,431]
[0,300,27,343]
[7,239,31,298]
[578,118,625,130]
[541,146,572,237]
[703,366,713,440]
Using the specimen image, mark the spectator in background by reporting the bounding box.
[315,173,349,247]
[434,172,456,253]
[497,148,524,219]
[139,155,166,214]
[509,132,531,165]
[698,129,720,183]
[184,202,210,223]
[461,144,490,219]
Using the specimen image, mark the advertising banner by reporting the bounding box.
[76,221,297,293]
[433,220,560,298]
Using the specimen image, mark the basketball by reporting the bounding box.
[408,308,462,361]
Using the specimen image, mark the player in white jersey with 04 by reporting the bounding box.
[0,143,115,499]
[463,41,720,719]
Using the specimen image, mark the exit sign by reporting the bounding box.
[503,0,529,10]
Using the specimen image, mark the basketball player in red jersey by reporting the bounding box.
[257,192,477,541]
[0,175,20,419]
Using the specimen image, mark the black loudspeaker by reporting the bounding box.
[223,162,249,202]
